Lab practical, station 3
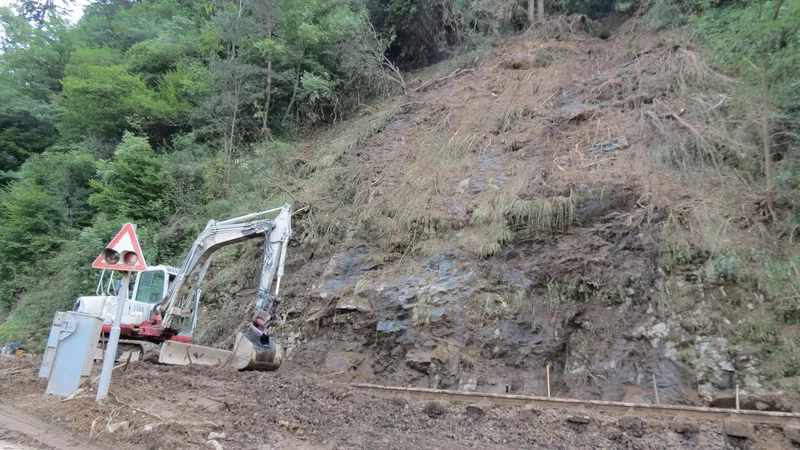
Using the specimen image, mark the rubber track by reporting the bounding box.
[352,383,800,426]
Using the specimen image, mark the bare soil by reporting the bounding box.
[1,355,796,449]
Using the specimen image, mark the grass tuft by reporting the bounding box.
[494,106,535,134]
[438,133,478,159]
[510,196,574,236]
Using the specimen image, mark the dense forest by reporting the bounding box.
[0,0,798,350]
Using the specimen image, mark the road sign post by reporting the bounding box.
[92,223,147,403]
[95,271,130,403]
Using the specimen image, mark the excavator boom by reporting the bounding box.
[157,203,292,371]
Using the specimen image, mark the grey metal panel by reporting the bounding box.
[40,312,103,397]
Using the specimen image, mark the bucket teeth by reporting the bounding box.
[232,326,283,371]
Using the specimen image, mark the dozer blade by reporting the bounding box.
[229,326,283,371]
[157,328,283,371]
[158,340,233,366]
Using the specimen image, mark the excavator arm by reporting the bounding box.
[156,203,292,370]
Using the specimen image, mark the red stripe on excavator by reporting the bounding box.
[101,324,192,343]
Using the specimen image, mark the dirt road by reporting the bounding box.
[0,404,100,450]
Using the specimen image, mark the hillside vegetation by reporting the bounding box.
[1,0,799,401]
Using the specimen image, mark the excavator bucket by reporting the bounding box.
[157,328,283,371]
[230,327,283,371]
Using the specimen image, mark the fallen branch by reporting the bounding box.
[583,157,616,168]
[143,420,220,429]
[414,69,474,93]
[668,110,704,140]
[62,387,87,402]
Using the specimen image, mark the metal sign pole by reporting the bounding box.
[96,271,131,403]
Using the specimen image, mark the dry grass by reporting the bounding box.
[494,106,535,134]
[438,133,478,159]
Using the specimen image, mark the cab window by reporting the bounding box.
[135,271,166,304]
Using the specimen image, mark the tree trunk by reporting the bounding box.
[528,0,535,25]
[282,60,302,127]
[262,4,273,137]
[262,59,272,137]
[537,0,545,23]
[760,54,774,218]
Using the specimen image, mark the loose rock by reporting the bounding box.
[783,425,800,444]
[519,405,541,420]
[390,396,409,408]
[618,415,644,437]
[465,404,486,420]
[107,421,130,434]
[206,439,224,450]
[673,418,699,436]
[567,414,590,424]
[723,418,753,439]
[422,401,447,418]
[208,432,227,441]
[286,387,302,400]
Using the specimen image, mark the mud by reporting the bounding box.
[1,356,796,449]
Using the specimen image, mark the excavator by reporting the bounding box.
[75,203,293,371]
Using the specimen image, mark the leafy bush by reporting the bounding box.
[89,132,174,224]
[643,0,687,31]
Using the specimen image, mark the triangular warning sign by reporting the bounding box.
[92,223,148,272]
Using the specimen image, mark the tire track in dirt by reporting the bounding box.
[0,406,101,450]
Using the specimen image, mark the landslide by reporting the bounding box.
[195,15,800,409]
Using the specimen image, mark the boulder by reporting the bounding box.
[723,418,753,439]
[465,404,487,420]
[422,401,447,418]
[617,415,644,437]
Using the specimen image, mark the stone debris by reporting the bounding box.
[205,439,224,450]
[618,415,644,437]
[723,418,753,439]
[783,425,800,444]
[567,414,590,424]
[422,401,447,418]
[107,421,130,434]
[465,404,487,419]
[588,136,629,153]
[208,432,227,441]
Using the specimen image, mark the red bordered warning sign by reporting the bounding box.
[91,223,148,272]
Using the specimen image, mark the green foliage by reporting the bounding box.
[89,132,174,224]
[550,0,616,18]
[57,63,184,141]
[693,0,800,129]
[643,0,687,31]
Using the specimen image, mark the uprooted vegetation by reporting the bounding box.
[184,15,800,402]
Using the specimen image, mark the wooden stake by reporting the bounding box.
[736,384,740,410]
[123,352,133,372]
[652,374,659,405]
[546,364,551,398]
